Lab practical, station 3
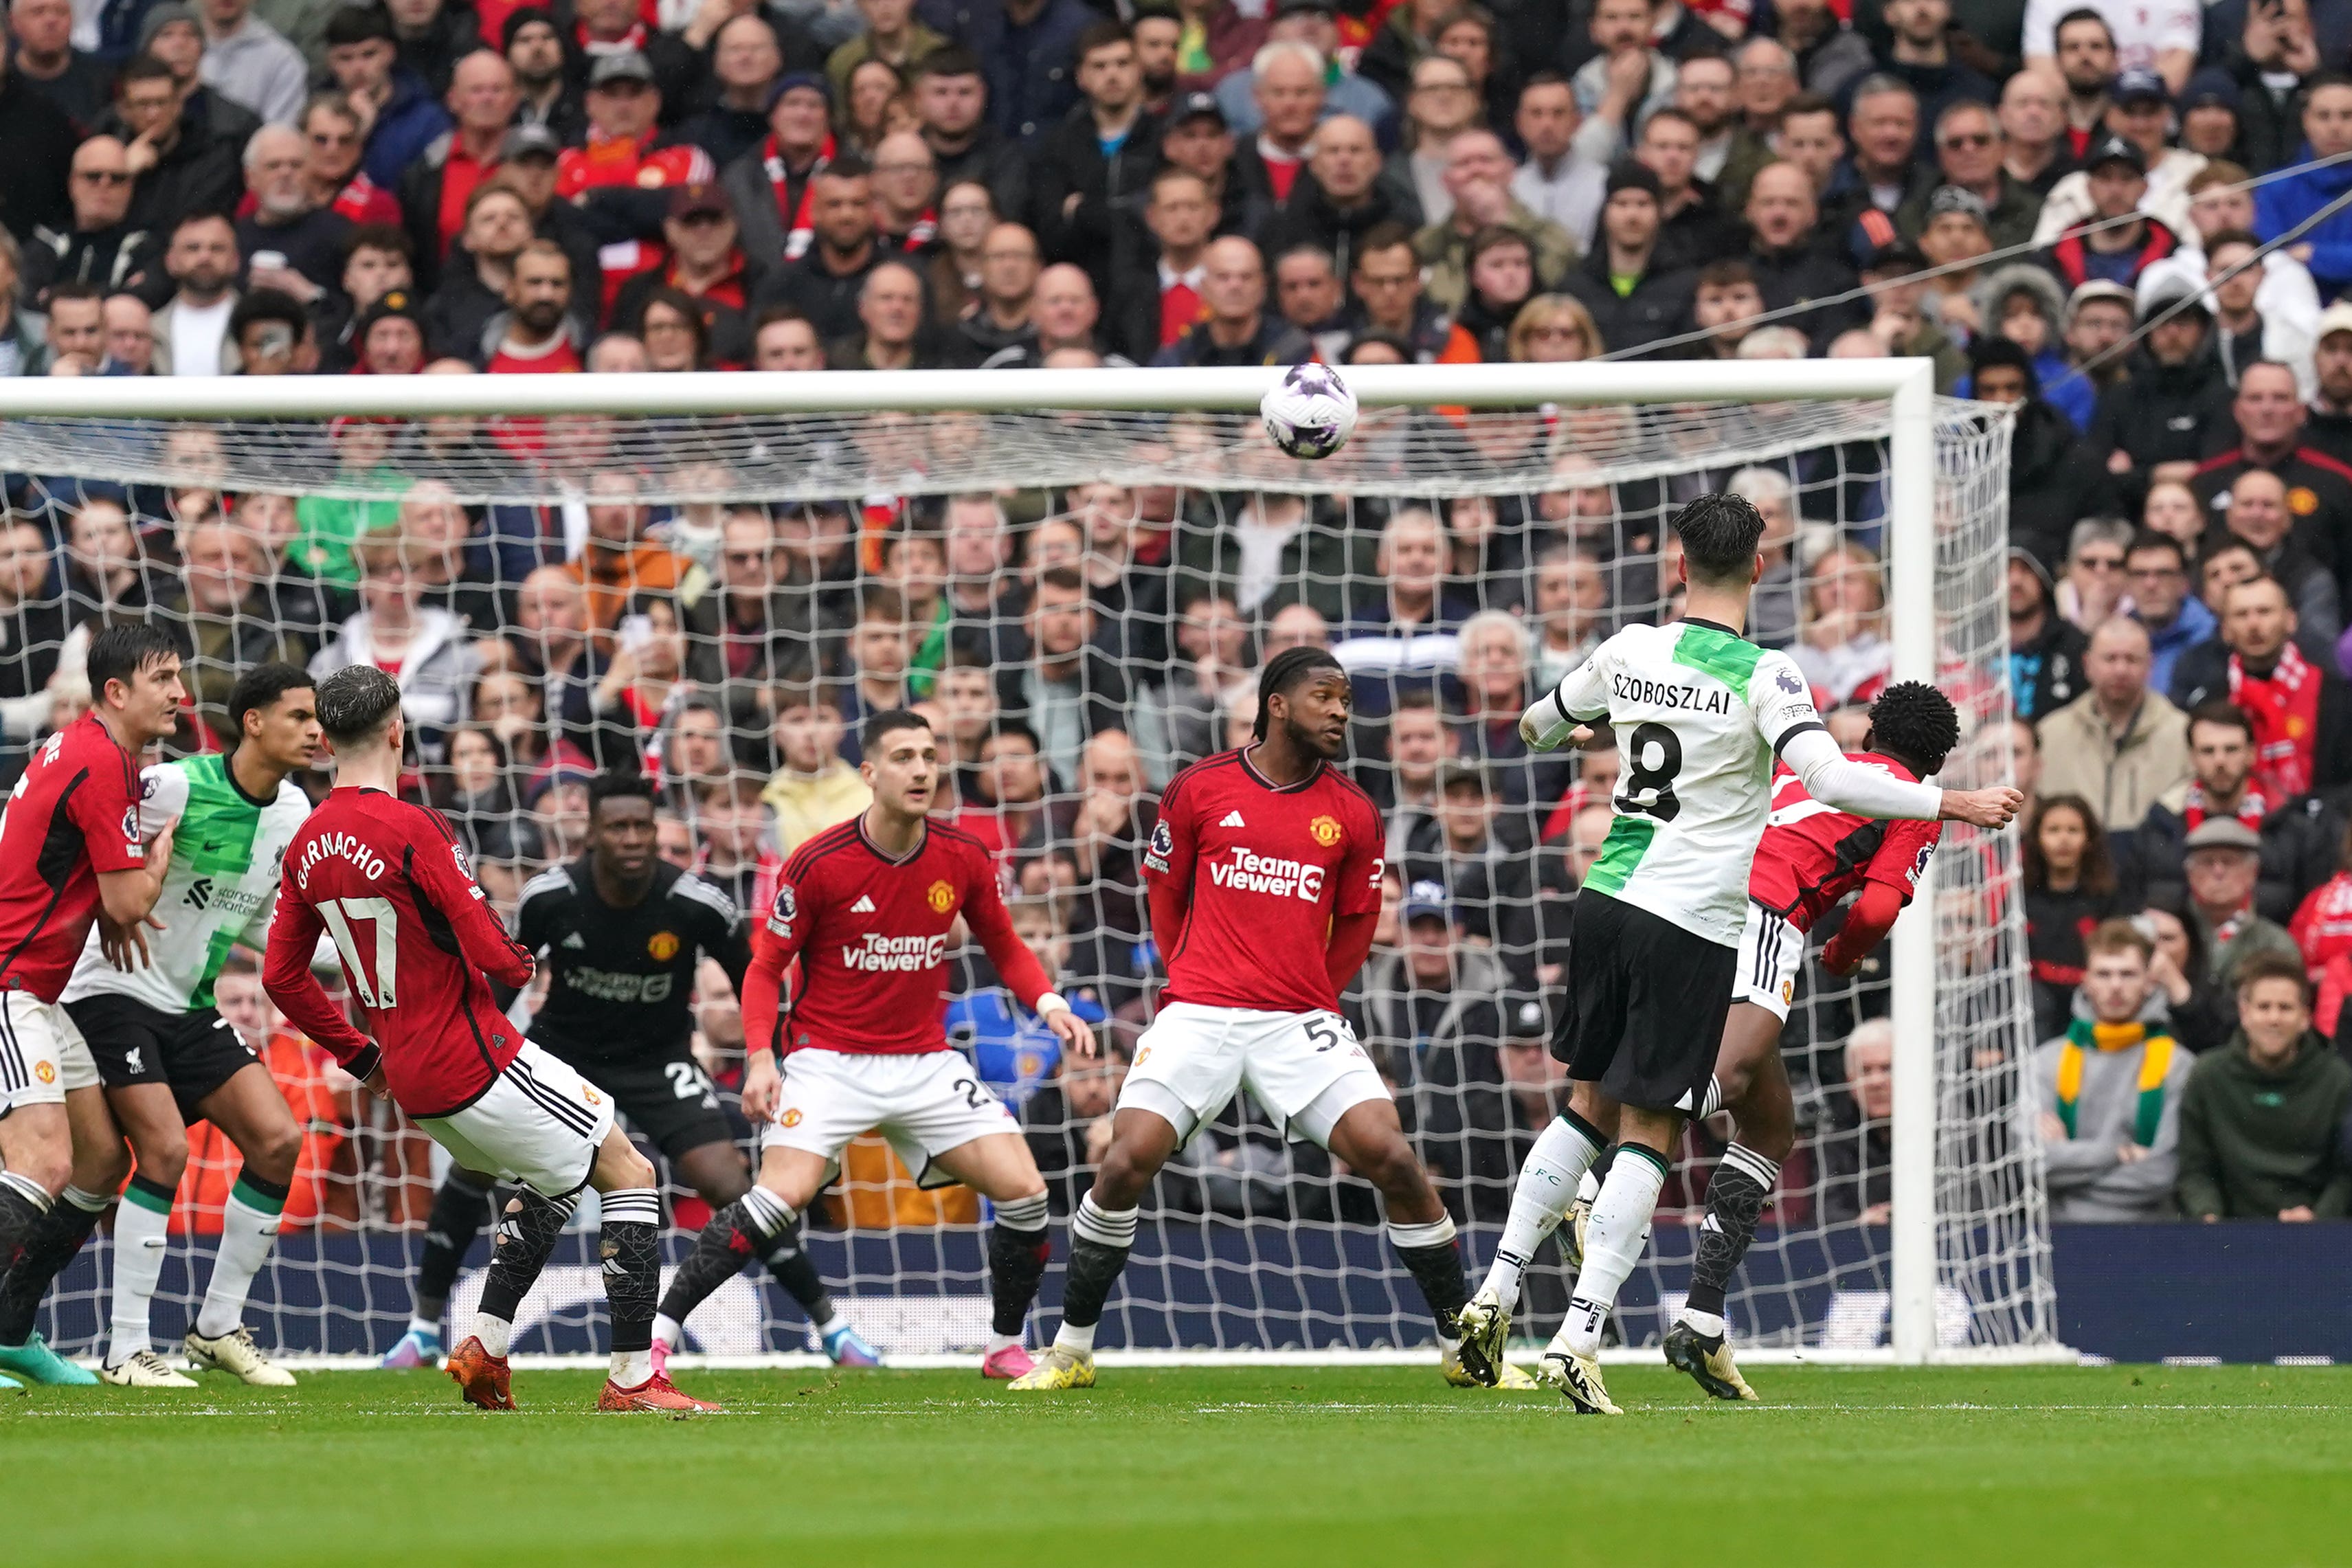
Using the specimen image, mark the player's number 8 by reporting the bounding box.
[1619,721,1684,823]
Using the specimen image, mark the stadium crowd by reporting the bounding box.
[0,0,2349,1251]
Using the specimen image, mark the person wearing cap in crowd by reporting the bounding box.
[611,182,765,366]
[1560,161,1696,357]
[826,0,945,108]
[2254,74,2352,301]
[2033,68,2208,245]
[2039,132,2182,290]
[1916,183,1994,312]
[2175,67,2243,162]
[1971,337,2116,564]
[2008,545,2089,717]
[397,49,519,293]
[2054,276,2138,413]
[2085,269,2227,497]
[1396,759,1553,991]
[350,282,427,374]
[677,12,787,168]
[483,122,603,328]
[2134,701,2341,926]
[1213,1,1393,141]
[2303,300,2352,468]
[2190,358,2352,586]
[322,4,452,194]
[1153,88,1262,240]
[558,49,716,322]
[560,0,701,118]
[2179,816,2305,992]
[721,71,835,269]
[1899,98,2045,251]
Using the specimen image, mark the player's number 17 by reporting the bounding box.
[318,897,400,1009]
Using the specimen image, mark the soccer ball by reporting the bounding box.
[1261,363,1358,460]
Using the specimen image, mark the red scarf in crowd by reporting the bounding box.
[765,133,836,260]
[2228,642,2322,800]
[2180,780,2268,831]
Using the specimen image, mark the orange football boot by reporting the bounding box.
[596,1371,721,1414]
[446,1336,515,1411]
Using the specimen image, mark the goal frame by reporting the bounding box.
[0,357,2017,1367]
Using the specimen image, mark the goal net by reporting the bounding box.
[3,363,2056,1364]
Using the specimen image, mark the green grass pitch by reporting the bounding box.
[5,1363,2347,1568]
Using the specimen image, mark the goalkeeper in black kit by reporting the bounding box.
[381,773,880,1370]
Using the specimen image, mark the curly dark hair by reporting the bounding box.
[1865,680,1960,775]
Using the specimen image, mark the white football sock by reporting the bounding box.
[987,1332,1023,1355]
[473,1313,513,1358]
[1679,1308,1727,1338]
[195,1179,284,1340]
[1481,1114,1604,1312]
[107,1183,174,1368]
[1053,1319,1097,1355]
[1560,1145,1670,1359]
[651,1312,684,1350]
[407,1314,442,1339]
[611,1347,653,1387]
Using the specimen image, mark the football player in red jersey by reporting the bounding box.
[1012,647,1518,1391]
[1659,680,1958,1398]
[0,625,182,1376]
[262,667,713,1413]
[650,709,1096,1380]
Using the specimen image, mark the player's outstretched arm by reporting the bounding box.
[261,893,381,1083]
[1780,728,1946,821]
[1935,786,2026,829]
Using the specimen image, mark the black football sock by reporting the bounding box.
[1387,1214,1470,1338]
[759,1216,837,1329]
[656,1185,791,1336]
[597,1188,662,1368]
[1684,1145,1780,1323]
[1050,1192,1137,1352]
[0,1184,106,1345]
[986,1192,1052,1341]
[416,1168,495,1324]
[0,1172,52,1273]
[472,1190,576,1351]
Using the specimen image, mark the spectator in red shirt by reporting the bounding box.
[559,51,717,321]
[611,183,763,365]
[298,95,407,228]
[482,236,585,372]
[400,49,519,293]
[1236,38,1324,210]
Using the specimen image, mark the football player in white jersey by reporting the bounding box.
[1451,494,2021,1413]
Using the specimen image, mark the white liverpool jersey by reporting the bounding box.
[61,754,311,1013]
[1547,618,1824,946]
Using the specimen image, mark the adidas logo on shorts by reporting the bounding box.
[1220,810,1246,827]
[851,895,877,913]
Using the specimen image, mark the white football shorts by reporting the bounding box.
[1119,1002,1389,1149]
[1733,901,1804,1024]
[416,1039,617,1200]
[0,989,100,1115]
[758,1048,1021,1188]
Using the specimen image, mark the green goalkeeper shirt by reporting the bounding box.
[60,754,311,1013]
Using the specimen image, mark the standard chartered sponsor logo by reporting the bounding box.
[840,932,950,972]
[1207,846,1326,901]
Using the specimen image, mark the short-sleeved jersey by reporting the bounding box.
[1547,618,1823,947]
[763,817,1026,1056]
[1748,753,1945,932]
[1143,749,1385,1013]
[261,787,535,1118]
[0,713,146,1003]
[63,755,311,1012]
[516,858,751,1064]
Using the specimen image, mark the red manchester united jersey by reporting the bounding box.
[0,713,146,1002]
[1747,752,1942,932]
[754,817,1049,1056]
[262,787,535,1118]
[1144,750,1385,1013]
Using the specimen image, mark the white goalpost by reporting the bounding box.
[0,360,2061,1367]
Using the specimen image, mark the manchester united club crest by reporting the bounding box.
[34,1060,56,1084]
[2290,486,2320,517]
[583,1088,602,1106]
[1308,814,1342,847]
[780,1108,804,1127]
[647,930,680,961]
[927,880,955,913]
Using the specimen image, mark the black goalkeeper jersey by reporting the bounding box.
[513,858,752,1065]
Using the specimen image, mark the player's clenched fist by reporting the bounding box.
[1937,786,2025,828]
